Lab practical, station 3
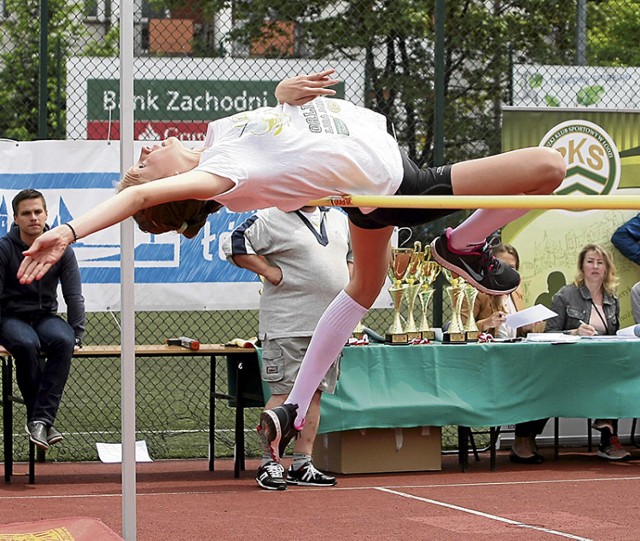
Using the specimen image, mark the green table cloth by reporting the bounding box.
[318,341,640,433]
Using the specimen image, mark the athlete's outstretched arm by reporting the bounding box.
[18,170,233,284]
[275,69,339,106]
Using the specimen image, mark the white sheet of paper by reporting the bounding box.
[505,304,557,329]
[525,332,580,343]
[96,440,153,463]
[616,324,640,337]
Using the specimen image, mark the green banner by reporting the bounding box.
[502,108,640,327]
[87,79,345,121]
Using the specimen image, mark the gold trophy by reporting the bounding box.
[404,242,425,341]
[417,247,442,341]
[385,247,413,344]
[441,268,466,343]
[463,284,480,342]
[352,320,365,340]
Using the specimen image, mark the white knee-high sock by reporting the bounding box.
[449,208,528,250]
[286,290,368,429]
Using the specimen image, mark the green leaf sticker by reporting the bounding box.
[529,73,544,89]
[576,85,605,106]
[544,95,560,107]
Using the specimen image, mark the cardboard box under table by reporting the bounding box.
[313,426,441,474]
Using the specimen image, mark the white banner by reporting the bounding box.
[1,140,391,312]
[0,140,260,311]
[513,64,640,109]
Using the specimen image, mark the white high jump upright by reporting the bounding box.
[119,1,137,539]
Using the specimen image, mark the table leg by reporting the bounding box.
[209,355,215,472]
[28,443,35,484]
[458,426,469,472]
[232,355,246,479]
[489,427,500,471]
[3,357,13,483]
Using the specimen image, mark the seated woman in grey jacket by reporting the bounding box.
[545,243,629,461]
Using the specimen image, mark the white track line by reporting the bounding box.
[375,487,592,541]
[2,474,640,501]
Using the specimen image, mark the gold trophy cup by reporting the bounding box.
[386,247,413,344]
[417,247,442,340]
[404,242,425,341]
[463,284,480,342]
[441,268,466,343]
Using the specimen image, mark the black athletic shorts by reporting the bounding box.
[344,152,456,229]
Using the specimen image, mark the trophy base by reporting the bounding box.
[406,331,422,341]
[421,330,436,341]
[385,332,409,345]
[443,332,466,344]
[465,331,480,342]
[352,331,365,340]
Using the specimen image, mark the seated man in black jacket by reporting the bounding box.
[0,189,85,450]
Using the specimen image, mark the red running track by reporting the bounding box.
[1,448,639,540]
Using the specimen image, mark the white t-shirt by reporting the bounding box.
[195,97,403,213]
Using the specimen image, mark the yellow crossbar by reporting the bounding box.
[307,194,640,210]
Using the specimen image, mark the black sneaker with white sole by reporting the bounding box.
[258,403,300,462]
[256,461,287,491]
[431,228,520,295]
[286,463,337,487]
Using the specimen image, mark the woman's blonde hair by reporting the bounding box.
[574,243,618,294]
[118,168,221,239]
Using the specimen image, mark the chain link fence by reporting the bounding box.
[1,0,639,462]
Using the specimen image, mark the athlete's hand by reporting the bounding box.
[275,69,339,106]
[18,228,69,284]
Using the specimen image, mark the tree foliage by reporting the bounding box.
[0,0,84,140]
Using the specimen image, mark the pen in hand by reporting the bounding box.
[579,319,598,335]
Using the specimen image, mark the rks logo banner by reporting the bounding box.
[540,120,621,201]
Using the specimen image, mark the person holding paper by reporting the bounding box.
[545,243,629,461]
[463,243,542,339]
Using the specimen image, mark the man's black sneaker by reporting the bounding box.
[286,462,337,487]
[431,228,520,295]
[256,461,287,491]
[259,403,300,462]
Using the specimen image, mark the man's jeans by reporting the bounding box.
[0,315,74,426]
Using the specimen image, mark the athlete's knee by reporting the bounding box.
[538,147,566,190]
[345,279,384,309]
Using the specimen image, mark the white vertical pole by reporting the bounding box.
[119,0,137,539]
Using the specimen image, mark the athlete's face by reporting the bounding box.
[128,137,187,182]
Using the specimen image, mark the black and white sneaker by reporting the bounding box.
[431,228,520,295]
[286,463,337,487]
[256,461,287,491]
[259,403,300,462]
